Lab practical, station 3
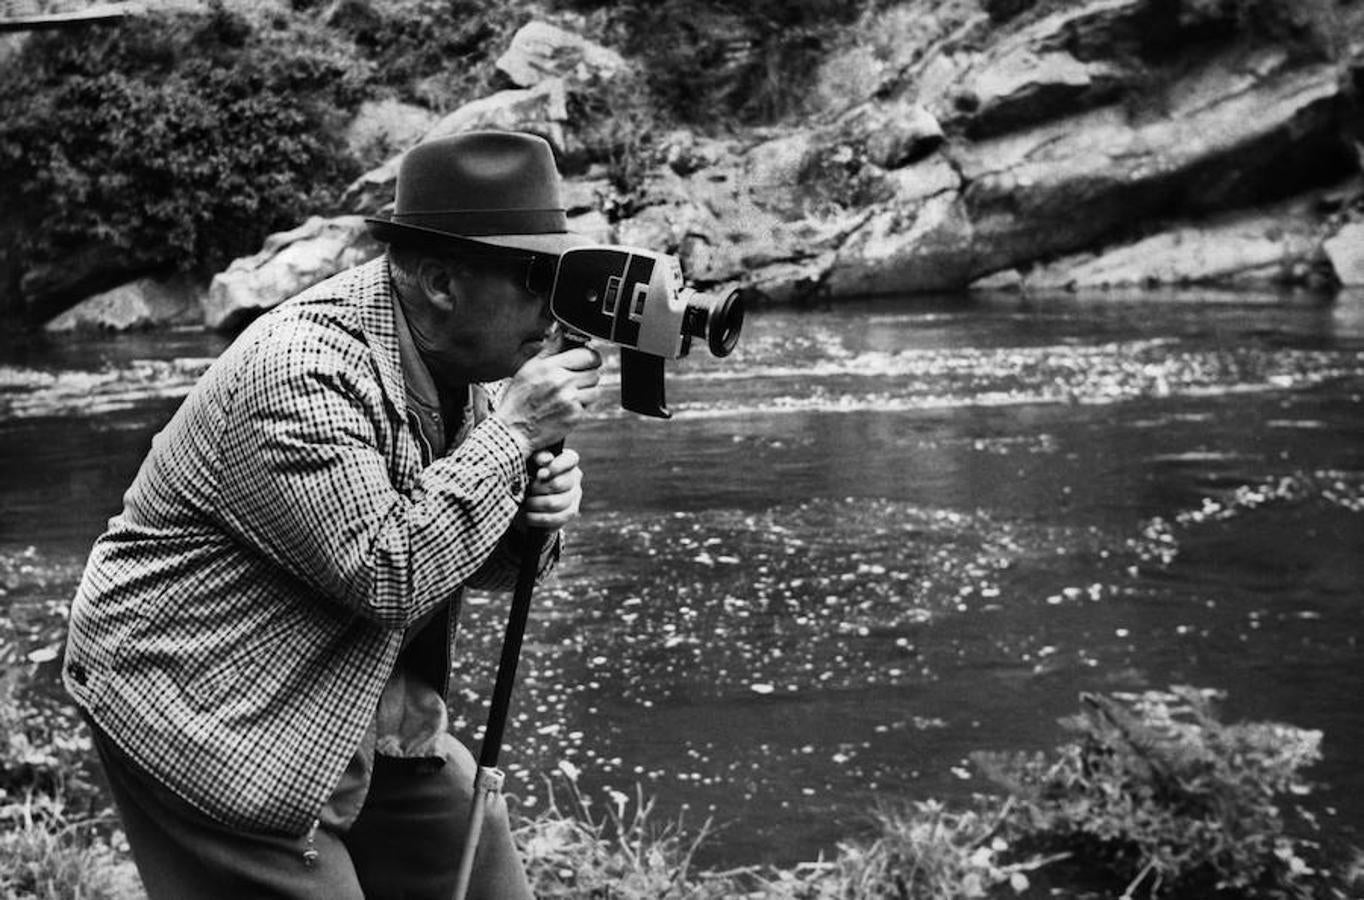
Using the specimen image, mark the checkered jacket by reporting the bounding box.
[64,257,550,835]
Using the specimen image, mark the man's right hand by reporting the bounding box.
[493,345,602,454]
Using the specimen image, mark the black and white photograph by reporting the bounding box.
[2,1,1362,896]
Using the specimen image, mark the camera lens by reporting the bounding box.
[684,288,745,357]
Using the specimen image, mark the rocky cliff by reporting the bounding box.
[42,0,1364,331]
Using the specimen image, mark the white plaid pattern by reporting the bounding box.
[64,257,550,835]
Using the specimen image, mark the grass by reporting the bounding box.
[0,803,140,900]
[2,656,1361,899]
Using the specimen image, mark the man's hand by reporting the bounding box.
[494,346,602,454]
[521,448,583,532]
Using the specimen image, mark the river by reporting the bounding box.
[2,287,1361,868]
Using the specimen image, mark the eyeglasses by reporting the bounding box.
[452,252,557,298]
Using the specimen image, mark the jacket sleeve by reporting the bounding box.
[465,520,561,592]
[214,314,529,629]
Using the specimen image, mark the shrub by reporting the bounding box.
[321,0,536,111]
[0,5,367,295]
[548,0,884,127]
[975,687,1337,898]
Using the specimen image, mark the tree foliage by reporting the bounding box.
[0,5,367,294]
[548,0,884,126]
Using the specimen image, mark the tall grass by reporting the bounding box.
[3,676,1360,898]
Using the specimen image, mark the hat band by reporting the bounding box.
[391,208,569,236]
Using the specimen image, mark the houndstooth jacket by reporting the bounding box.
[64,256,550,835]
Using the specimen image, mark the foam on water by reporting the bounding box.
[0,358,213,419]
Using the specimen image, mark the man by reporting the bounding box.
[63,131,602,898]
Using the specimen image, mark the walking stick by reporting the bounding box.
[451,441,562,900]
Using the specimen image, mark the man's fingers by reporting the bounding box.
[547,346,602,371]
[531,448,581,485]
[532,468,582,494]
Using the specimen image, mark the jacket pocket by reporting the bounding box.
[186,616,298,711]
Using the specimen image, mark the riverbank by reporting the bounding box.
[2,642,1357,898]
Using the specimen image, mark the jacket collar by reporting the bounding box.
[353,255,409,426]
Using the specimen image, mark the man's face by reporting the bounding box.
[441,259,555,383]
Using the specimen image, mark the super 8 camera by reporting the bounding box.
[547,246,745,418]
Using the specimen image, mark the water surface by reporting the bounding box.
[2,289,1361,866]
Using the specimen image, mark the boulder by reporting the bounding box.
[204,216,381,333]
[1323,222,1364,286]
[912,0,1146,136]
[566,208,614,245]
[18,244,143,325]
[44,275,202,333]
[494,21,625,89]
[338,79,570,216]
[834,99,945,169]
[425,78,569,148]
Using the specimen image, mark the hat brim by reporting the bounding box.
[365,217,597,257]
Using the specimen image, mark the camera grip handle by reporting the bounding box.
[619,348,671,419]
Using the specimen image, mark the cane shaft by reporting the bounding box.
[452,766,503,900]
[479,438,562,769]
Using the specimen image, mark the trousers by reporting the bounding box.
[87,716,533,900]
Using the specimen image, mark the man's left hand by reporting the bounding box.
[521,448,583,532]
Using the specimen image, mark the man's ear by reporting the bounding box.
[417,257,459,313]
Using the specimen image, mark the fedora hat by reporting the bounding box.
[365,131,595,257]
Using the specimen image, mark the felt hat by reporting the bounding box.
[365,131,594,256]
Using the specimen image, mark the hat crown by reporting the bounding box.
[393,131,566,234]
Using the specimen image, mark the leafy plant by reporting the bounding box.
[0,4,367,306]
[975,686,1336,898]
[548,0,884,127]
[567,68,661,212]
[323,0,535,111]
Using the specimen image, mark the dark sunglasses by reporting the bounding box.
[455,252,557,297]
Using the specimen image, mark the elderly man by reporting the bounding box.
[63,131,601,899]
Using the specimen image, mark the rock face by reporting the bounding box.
[976,184,1356,291]
[203,217,382,333]
[659,1,1363,300]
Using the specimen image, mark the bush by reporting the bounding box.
[548,0,883,127]
[975,687,1338,898]
[321,0,536,111]
[0,4,367,293]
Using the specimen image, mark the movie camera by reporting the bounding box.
[546,246,745,418]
